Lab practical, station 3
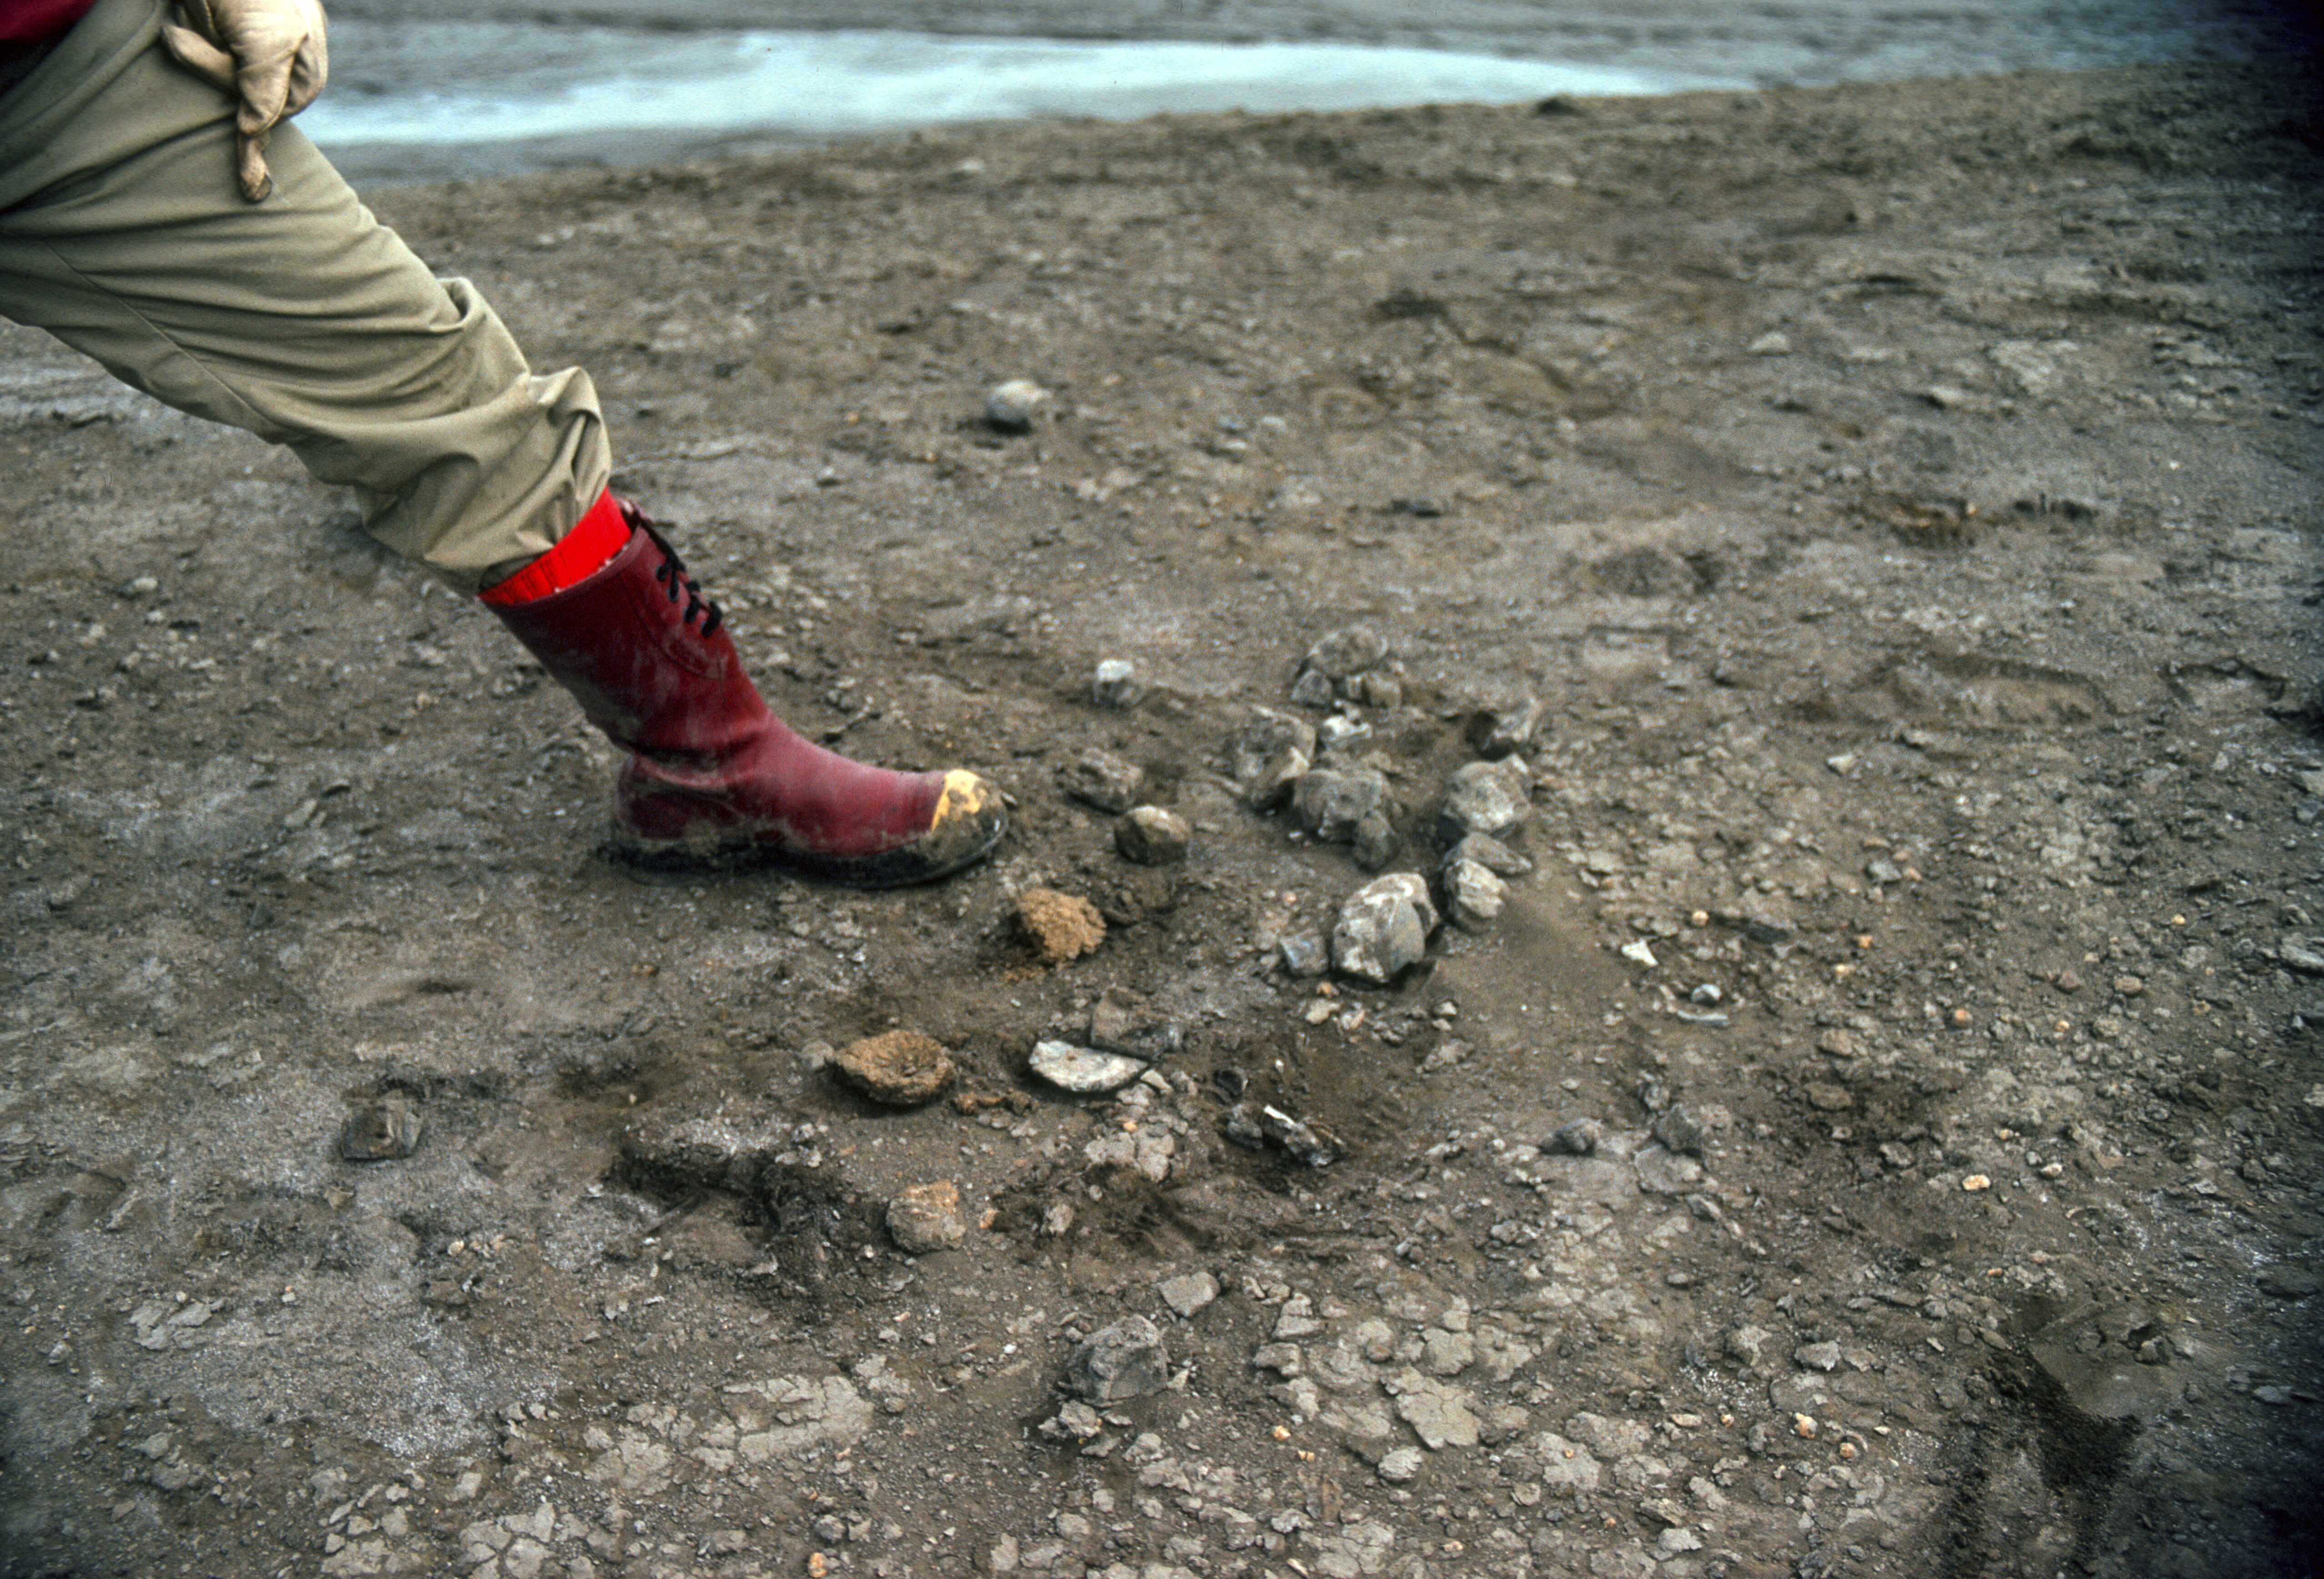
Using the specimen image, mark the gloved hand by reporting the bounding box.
[160,0,329,202]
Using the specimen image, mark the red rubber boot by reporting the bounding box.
[487,501,1005,885]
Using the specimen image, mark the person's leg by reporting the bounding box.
[0,0,604,590]
[0,0,1005,883]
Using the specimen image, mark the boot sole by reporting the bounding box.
[608,800,1007,888]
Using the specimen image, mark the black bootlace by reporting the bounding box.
[651,543,723,638]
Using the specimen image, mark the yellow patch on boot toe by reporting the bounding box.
[932,768,994,828]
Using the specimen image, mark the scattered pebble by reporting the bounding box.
[1292,767,1389,844]
[1029,1040,1148,1094]
[1377,1447,1424,1483]
[1961,1174,1993,1192]
[1114,805,1191,865]
[340,1093,422,1162]
[1157,1271,1220,1318]
[1279,935,1329,977]
[1332,873,1438,983]
[1303,624,1390,681]
[1468,693,1543,758]
[833,1031,956,1107]
[1088,987,1182,1061]
[1090,658,1141,708]
[1546,1118,1603,1157]
[887,1181,968,1254]
[984,378,1050,431]
[1060,749,1144,813]
[1444,858,1507,931]
[1259,1105,1345,1166]
[1445,831,1532,876]
[1651,1106,1707,1157]
[1064,1316,1172,1403]
[1018,888,1106,963]
[1437,758,1531,844]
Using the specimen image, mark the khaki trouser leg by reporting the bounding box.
[0,0,611,594]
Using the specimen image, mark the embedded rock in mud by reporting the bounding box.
[340,1093,423,1161]
[1063,1316,1172,1403]
[886,1180,967,1254]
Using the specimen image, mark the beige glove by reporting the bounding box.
[160,0,329,202]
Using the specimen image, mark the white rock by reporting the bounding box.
[1030,1040,1147,1093]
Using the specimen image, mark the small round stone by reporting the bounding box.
[985,378,1051,430]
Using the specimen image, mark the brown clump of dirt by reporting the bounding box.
[1016,887,1106,964]
[829,1030,955,1106]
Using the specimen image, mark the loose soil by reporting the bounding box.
[2,60,2321,1579]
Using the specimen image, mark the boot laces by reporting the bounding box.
[651,545,724,638]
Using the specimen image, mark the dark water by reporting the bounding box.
[301,0,2319,185]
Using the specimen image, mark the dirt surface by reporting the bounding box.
[4,59,2323,1579]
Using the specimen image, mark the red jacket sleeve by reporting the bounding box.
[0,0,101,47]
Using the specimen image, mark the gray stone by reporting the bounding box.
[1725,1325,1773,1369]
[1040,1401,1104,1441]
[1437,758,1531,844]
[2279,937,2324,975]
[1468,693,1544,758]
[1261,1106,1346,1166]
[1351,807,1399,871]
[1445,832,1532,876]
[1031,1040,1148,1094]
[1158,1272,1219,1318]
[1377,1447,1424,1483]
[341,1094,422,1162]
[1651,1105,1707,1157]
[1246,744,1310,811]
[1288,668,1337,709]
[1115,805,1191,865]
[1314,714,1373,755]
[1279,935,1329,977]
[1546,1118,1602,1157]
[1304,624,1389,680]
[1712,907,1794,944]
[1635,1146,1703,1195]
[1444,858,1507,930]
[1331,873,1438,983]
[1535,1432,1603,1493]
[1795,1341,1843,1373]
[1091,659,1141,708]
[1065,1317,1172,1403]
[1292,768,1389,843]
[1390,1371,1480,1449]
[1089,987,1182,1062]
[1083,1125,1177,1182]
[886,1181,967,1254]
[1227,708,1316,784]
[1061,750,1144,813]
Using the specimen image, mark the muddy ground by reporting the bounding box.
[3,59,2322,1579]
